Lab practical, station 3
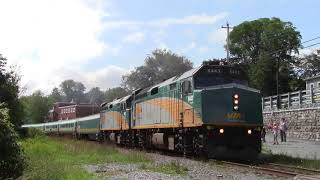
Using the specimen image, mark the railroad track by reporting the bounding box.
[220,161,320,179]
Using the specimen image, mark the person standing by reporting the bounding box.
[272,122,279,145]
[261,126,266,143]
[279,118,287,142]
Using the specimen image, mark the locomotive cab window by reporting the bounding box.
[182,80,192,94]
[151,87,158,95]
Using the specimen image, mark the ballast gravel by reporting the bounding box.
[84,150,286,180]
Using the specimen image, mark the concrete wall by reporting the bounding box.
[263,107,320,141]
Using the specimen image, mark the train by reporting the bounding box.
[22,61,263,159]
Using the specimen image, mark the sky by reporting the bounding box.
[1,0,319,95]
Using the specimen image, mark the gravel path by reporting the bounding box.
[84,149,282,180]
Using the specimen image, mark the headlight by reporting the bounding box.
[219,128,224,134]
[234,99,239,104]
[248,129,252,134]
[233,106,239,110]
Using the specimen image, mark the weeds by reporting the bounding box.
[260,145,320,170]
[22,136,149,179]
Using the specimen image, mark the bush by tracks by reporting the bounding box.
[0,106,25,179]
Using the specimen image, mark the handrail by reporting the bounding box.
[262,88,320,111]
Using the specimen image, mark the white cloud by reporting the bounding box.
[179,42,197,54]
[208,28,227,44]
[0,0,114,94]
[22,65,129,94]
[122,32,145,44]
[104,12,229,29]
[85,65,129,90]
[149,12,229,27]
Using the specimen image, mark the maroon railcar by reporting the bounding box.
[47,102,99,121]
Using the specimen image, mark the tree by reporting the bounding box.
[60,79,86,103]
[20,90,52,124]
[0,104,24,179]
[297,50,320,78]
[104,87,130,103]
[0,54,24,129]
[122,49,193,90]
[85,87,105,105]
[50,87,63,102]
[229,17,302,96]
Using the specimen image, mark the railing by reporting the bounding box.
[262,88,320,111]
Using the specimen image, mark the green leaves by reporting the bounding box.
[20,90,52,124]
[122,49,193,90]
[0,104,25,179]
[229,18,302,96]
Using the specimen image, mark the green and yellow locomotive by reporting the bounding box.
[22,61,263,159]
[100,61,263,158]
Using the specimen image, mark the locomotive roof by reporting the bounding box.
[148,65,203,90]
[133,65,203,97]
[101,94,131,108]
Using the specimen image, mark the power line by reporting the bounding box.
[302,42,320,49]
[302,36,320,44]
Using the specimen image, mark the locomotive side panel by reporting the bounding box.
[132,91,203,129]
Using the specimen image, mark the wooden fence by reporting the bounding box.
[262,88,320,111]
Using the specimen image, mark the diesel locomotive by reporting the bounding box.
[22,61,263,159]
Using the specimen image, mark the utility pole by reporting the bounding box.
[222,22,232,61]
[276,58,280,109]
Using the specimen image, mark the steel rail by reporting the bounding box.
[220,161,320,179]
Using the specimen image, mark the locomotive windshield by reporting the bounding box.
[194,65,248,89]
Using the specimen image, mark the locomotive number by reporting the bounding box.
[207,68,222,73]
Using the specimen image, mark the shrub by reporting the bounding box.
[0,105,25,179]
[26,128,45,138]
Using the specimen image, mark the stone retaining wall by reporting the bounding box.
[263,107,320,141]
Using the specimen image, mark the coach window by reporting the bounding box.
[182,80,192,94]
[109,104,113,109]
[151,87,159,95]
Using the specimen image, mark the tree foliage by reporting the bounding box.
[0,54,24,129]
[104,87,130,103]
[0,104,24,179]
[229,17,302,96]
[50,87,63,103]
[59,79,86,103]
[86,87,105,105]
[122,49,193,90]
[297,50,320,78]
[20,90,52,124]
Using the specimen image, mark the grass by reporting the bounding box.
[22,136,149,180]
[260,145,320,170]
[140,161,188,176]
